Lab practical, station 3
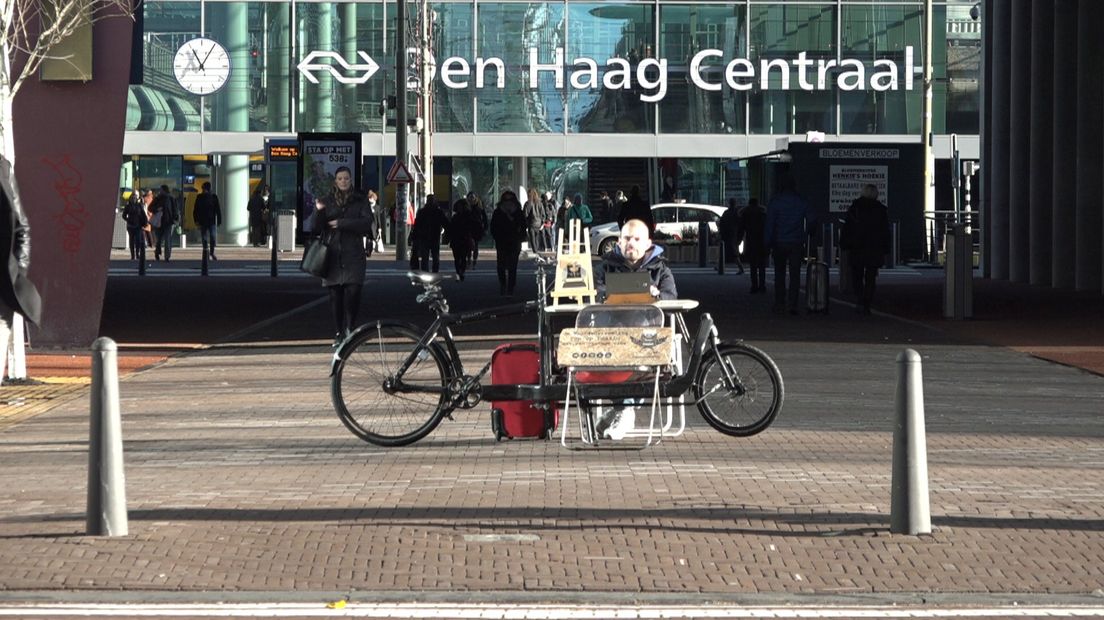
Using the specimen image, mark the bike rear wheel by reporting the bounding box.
[693,342,784,437]
[332,322,450,446]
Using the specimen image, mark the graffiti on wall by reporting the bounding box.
[42,154,87,265]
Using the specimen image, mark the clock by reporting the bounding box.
[173,37,231,96]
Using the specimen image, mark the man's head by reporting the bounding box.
[202,181,211,192]
[618,218,652,263]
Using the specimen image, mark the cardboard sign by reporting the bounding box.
[558,327,674,368]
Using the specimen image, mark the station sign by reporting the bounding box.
[296,47,922,103]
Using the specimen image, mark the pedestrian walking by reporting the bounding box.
[447,198,479,281]
[193,181,223,260]
[247,184,270,247]
[540,191,557,251]
[764,175,811,315]
[566,193,593,228]
[523,188,544,252]
[740,198,768,294]
[152,185,178,261]
[411,194,448,273]
[490,189,527,296]
[121,188,147,260]
[618,185,654,234]
[718,197,744,275]
[466,192,487,267]
[306,166,374,346]
[839,184,891,315]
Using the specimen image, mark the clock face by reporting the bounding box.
[173,37,231,96]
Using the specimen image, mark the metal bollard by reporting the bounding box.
[87,337,128,536]
[890,349,931,535]
[201,241,209,276]
[717,240,726,275]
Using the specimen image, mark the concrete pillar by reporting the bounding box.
[266,3,291,132]
[222,154,251,246]
[214,3,251,243]
[1006,0,1031,283]
[987,1,1011,281]
[1051,1,1077,289]
[1075,0,1103,292]
[980,0,993,279]
[301,4,335,131]
[341,4,358,131]
[1028,1,1053,286]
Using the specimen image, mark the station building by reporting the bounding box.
[122,0,982,252]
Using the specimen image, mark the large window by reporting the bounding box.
[476,3,565,132]
[294,2,392,133]
[567,3,655,133]
[748,4,837,134]
[129,0,980,140]
[839,5,924,134]
[659,4,746,133]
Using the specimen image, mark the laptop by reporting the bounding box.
[604,271,655,304]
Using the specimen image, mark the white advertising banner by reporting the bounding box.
[830,165,888,213]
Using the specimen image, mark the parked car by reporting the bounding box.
[588,202,728,255]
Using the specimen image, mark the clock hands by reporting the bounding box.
[200,43,216,70]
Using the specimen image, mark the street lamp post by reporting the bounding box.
[395,0,409,262]
[922,0,935,262]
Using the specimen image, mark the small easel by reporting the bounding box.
[550,219,596,306]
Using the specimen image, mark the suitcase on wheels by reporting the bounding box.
[489,343,558,440]
[806,258,830,314]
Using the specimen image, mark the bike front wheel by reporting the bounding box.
[332,322,451,447]
[693,342,784,437]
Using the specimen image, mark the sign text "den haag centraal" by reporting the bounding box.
[428,46,923,102]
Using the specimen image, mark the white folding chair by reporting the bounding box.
[557,304,676,449]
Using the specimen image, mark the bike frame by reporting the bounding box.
[332,266,730,410]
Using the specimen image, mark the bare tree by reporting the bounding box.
[1,0,135,159]
[0,0,133,381]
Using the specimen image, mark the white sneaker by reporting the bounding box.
[604,406,636,440]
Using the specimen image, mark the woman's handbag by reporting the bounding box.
[300,235,331,277]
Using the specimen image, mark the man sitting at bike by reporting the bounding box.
[595,218,678,301]
[591,218,678,440]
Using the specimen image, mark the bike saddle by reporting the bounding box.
[407,271,453,286]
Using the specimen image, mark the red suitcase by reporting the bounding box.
[489,343,557,440]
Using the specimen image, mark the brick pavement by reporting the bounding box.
[1,259,1102,604]
[0,339,1101,598]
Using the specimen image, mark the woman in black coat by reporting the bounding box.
[840,184,891,314]
[307,166,375,344]
[447,199,478,280]
[490,189,527,296]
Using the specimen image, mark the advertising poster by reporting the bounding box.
[829,165,887,212]
[297,133,361,233]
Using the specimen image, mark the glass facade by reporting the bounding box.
[131,0,979,136]
[127,0,980,207]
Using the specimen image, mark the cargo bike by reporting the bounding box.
[329,253,784,447]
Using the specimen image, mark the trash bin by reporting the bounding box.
[276,210,296,252]
[943,223,972,319]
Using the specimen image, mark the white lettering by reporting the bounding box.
[529,47,564,89]
[603,57,631,90]
[795,52,814,91]
[760,58,790,90]
[836,59,864,91]
[817,59,838,90]
[725,58,755,91]
[476,57,505,88]
[906,45,917,90]
[571,57,598,89]
[690,49,723,92]
[440,57,470,88]
[637,57,667,102]
[870,59,898,91]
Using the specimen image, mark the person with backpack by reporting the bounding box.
[566,193,593,228]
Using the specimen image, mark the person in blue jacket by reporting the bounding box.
[764,175,812,315]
